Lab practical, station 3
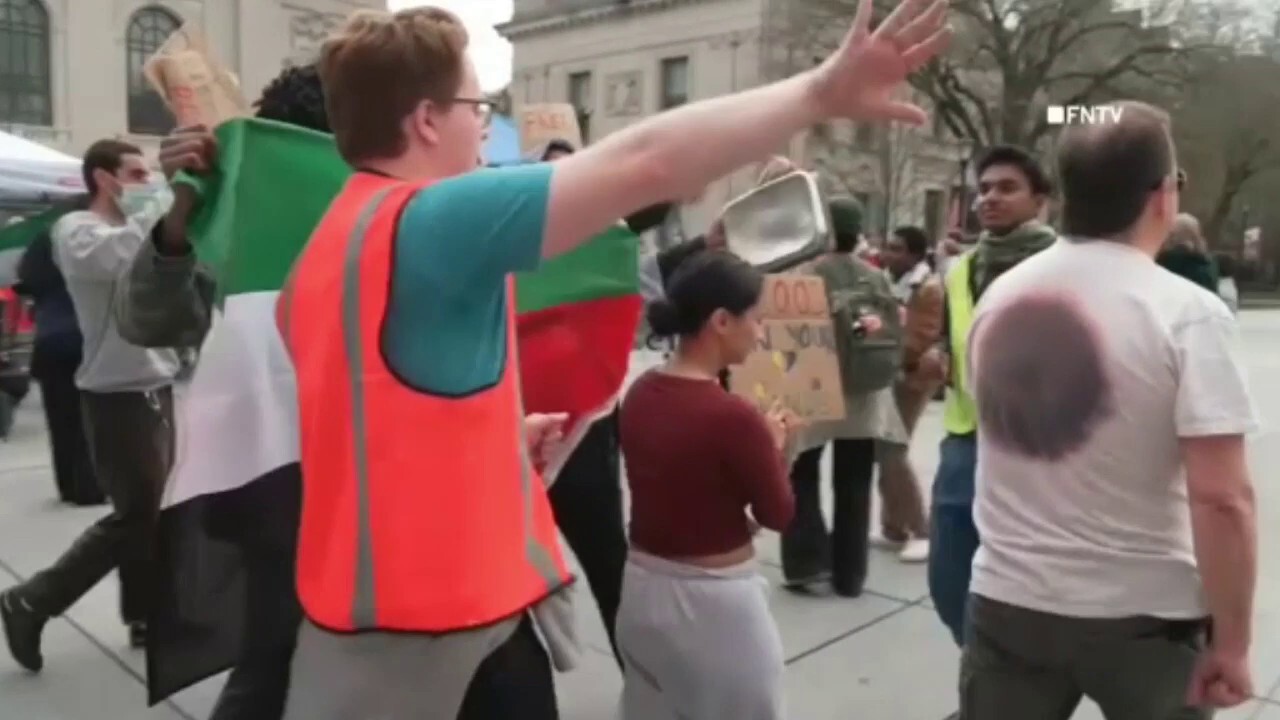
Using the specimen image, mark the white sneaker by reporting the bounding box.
[899,538,930,563]
[869,531,905,551]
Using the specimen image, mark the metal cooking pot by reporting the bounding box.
[720,170,831,273]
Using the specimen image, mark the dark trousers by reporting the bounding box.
[208,470,304,720]
[781,438,876,594]
[21,387,174,624]
[547,409,626,667]
[35,365,102,505]
[928,433,979,645]
[961,595,1210,720]
[458,615,559,719]
[208,552,298,720]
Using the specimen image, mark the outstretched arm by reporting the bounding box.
[541,0,949,259]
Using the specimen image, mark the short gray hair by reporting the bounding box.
[1164,213,1206,253]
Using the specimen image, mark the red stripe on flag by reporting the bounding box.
[517,294,643,426]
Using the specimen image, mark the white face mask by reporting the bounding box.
[115,176,174,219]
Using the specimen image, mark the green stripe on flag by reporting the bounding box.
[516,224,639,314]
[0,197,87,254]
[183,118,639,308]
[178,119,347,298]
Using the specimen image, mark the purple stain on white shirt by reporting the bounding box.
[974,293,1114,461]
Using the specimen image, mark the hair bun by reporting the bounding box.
[646,298,684,337]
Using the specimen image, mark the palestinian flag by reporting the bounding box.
[516,222,642,474]
[147,118,641,702]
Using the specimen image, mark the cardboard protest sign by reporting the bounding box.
[144,24,250,129]
[729,274,846,422]
[518,103,583,155]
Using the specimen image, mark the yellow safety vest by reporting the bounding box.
[943,253,978,435]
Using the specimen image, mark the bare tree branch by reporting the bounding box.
[785,0,1256,149]
[1173,54,1280,245]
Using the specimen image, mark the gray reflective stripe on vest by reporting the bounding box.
[510,328,567,589]
[340,187,395,629]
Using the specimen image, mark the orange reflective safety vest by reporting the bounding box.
[277,172,574,633]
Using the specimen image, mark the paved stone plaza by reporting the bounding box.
[4,311,1280,719]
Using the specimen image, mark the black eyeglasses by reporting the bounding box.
[453,97,494,126]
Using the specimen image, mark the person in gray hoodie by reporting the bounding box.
[2,139,180,664]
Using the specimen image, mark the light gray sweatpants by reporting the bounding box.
[280,616,518,720]
[616,551,786,720]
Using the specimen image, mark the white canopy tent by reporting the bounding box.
[0,130,84,208]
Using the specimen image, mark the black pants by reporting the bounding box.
[21,387,174,624]
[781,438,875,594]
[547,409,627,667]
[207,468,304,720]
[457,615,559,719]
[35,364,102,505]
[207,561,298,720]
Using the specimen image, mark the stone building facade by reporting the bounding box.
[500,0,970,241]
[0,0,381,158]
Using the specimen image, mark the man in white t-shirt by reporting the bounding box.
[963,101,1258,718]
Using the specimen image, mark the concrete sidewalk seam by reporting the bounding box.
[784,597,926,667]
[0,555,197,720]
[758,557,927,605]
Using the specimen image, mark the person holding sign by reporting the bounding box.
[782,198,909,597]
[275,0,949,716]
[617,250,800,719]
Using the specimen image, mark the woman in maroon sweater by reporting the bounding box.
[617,250,799,720]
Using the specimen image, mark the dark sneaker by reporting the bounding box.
[831,579,864,598]
[1,590,47,672]
[782,569,831,593]
[129,622,146,649]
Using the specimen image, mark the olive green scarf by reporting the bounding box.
[971,221,1057,299]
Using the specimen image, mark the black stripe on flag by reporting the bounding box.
[147,463,302,705]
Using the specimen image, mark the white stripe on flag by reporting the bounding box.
[163,291,299,509]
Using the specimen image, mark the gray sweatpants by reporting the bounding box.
[281,616,518,720]
[616,551,786,720]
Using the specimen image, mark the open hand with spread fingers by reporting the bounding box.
[809,0,952,125]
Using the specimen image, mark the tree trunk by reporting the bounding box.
[1204,186,1239,247]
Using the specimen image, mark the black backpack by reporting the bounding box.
[811,255,904,395]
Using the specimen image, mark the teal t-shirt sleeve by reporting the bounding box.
[395,163,551,287]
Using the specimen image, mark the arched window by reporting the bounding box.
[0,0,52,125]
[126,5,180,135]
